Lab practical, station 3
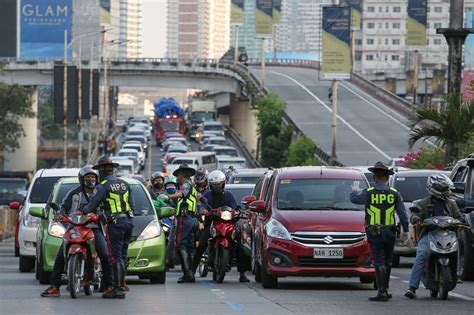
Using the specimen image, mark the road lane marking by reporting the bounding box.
[401,280,474,300]
[267,70,391,160]
[225,301,245,312]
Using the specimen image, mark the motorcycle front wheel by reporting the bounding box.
[213,246,229,284]
[439,264,451,300]
[68,254,82,299]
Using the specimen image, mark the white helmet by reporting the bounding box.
[208,170,226,193]
[426,173,453,200]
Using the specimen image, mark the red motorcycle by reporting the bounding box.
[208,206,242,283]
[52,203,103,299]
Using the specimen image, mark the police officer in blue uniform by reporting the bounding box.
[83,157,134,299]
[164,164,197,283]
[351,162,409,302]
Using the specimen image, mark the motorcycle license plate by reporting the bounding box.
[313,248,343,259]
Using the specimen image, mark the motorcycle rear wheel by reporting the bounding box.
[68,255,82,299]
[439,265,451,300]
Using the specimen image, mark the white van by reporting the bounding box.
[165,151,217,175]
[216,156,247,171]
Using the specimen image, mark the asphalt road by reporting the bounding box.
[252,67,427,166]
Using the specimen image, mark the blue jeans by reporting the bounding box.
[408,236,429,289]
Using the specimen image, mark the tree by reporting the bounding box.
[0,83,35,152]
[255,92,293,167]
[285,135,318,166]
[408,93,474,163]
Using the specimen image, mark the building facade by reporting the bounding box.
[117,0,143,58]
[167,0,230,60]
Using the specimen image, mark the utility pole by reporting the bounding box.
[77,40,83,166]
[233,25,240,66]
[437,0,473,95]
[331,79,338,163]
[413,50,419,105]
[273,24,278,60]
[63,29,68,167]
[261,38,266,87]
[87,45,93,158]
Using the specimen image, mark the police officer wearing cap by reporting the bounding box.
[350,162,409,302]
[165,164,198,283]
[83,157,134,299]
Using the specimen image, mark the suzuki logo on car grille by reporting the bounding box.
[323,235,334,244]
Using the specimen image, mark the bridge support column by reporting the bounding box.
[229,99,258,158]
[3,87,38,172]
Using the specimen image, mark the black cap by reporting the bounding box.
[92,156,120,170]
[368,162,394,175]
[173,164,196,177]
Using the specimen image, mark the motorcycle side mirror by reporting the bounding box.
[242,196,257,209]
[157,206,174,218]
[409,206,422,214]
[249,200,266,213]
[49,202,60,211]
[8,201,21,211]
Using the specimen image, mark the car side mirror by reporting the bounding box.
[9,201,21,211]
[453,182,465,194]
[29,207,45,218]
[242,196,257,209]
[249,200,266,213]
[156,206,174,218]
[49,202,60,211]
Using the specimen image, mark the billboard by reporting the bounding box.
[321,6,351,80]
[465,9,474,69]
[0,0,17,57]
[231,0,245,25]
[100,0,111,25]
[20,0,72,58]
[340,0,362,30]
[462,71,474,102]
[406,0,427,46]
[273,0,282,25]
[256,0,273,37]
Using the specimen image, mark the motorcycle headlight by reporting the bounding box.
[48,222,66,238]
[137,220,161,241]
[265,218,291,240]
[220,211,232,221]
[211,226,217,238]
[23,212,40,228]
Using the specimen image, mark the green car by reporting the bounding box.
[31,177,173,285]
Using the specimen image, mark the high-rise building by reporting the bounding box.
[117,0,143,58]
[167,0,230,60]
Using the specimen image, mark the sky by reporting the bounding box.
[142,0,167,58]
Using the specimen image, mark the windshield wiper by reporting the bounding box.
[310,206,362,211]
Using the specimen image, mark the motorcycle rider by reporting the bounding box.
[149,171,166,200]
[404,174,464,299]
[193,170,250,283]
[41,166,113,298]
[194,167,209,196]
[351,162,409,302]
[83,157,134,299]
[164,164,198,283]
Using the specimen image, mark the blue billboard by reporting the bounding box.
[20,0,72,59]
[465,9,474,69]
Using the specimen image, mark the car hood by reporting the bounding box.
[273,210,366,233]
[131,215,155,239]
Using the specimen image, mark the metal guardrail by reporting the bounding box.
[247,59,320,69]
[225,127,260,168]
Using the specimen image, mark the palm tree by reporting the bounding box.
[408,93,474,163]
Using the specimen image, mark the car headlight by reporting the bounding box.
[265,218,291,240]
[162,225,170,233]
[48,222,66,238]
[221,211,232,221]
[137,220,161,241]
[23,212,40,228]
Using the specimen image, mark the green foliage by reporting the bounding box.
[459,132,474,158]
[400,148,445,169]
[255,92,292,167]
[38,100,62,139]
[408,93,474,162]
[0,83,35,152]
[285,135,318,166]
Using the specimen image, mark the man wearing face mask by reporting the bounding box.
[41,166,114,297]
[149,172,166,200]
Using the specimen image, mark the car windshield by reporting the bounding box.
[191,112,214,123]
[168,146,187,153]
[393,176,429,202]
[124,146,141,152]
[126,137,145,144]
[226,187,254,207]
[204,124,223,131]
[29,176,64,203]
[210,139,227,145]
[215,149,237,157]
[277,178,367,211]
[0,178,28,193]
[119,165,133,173]
[229,176,260,185]
[53,183,79,203]
[160,121,180,132]
[130,184,154,216]
[173,159,196,165]
[119,151,137,157]
[364,172,375,187]
[128,131,144,136]
[221,161,246,169]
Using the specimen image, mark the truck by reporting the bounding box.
[153,98,186,145]
[187,99,217,140]
[0,171,32,205]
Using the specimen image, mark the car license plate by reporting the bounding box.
[313,248,344,259]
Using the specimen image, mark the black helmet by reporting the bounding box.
[78,165,98,189]
[194,167,209,192]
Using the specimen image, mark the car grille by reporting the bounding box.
[298,256,359,267]
[290,232,366,247]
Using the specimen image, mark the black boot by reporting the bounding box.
[385,266,392,299]
[115,263,126,299]
[102,263,118,299]
[369,266,389,302]
[177,250,195,283]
